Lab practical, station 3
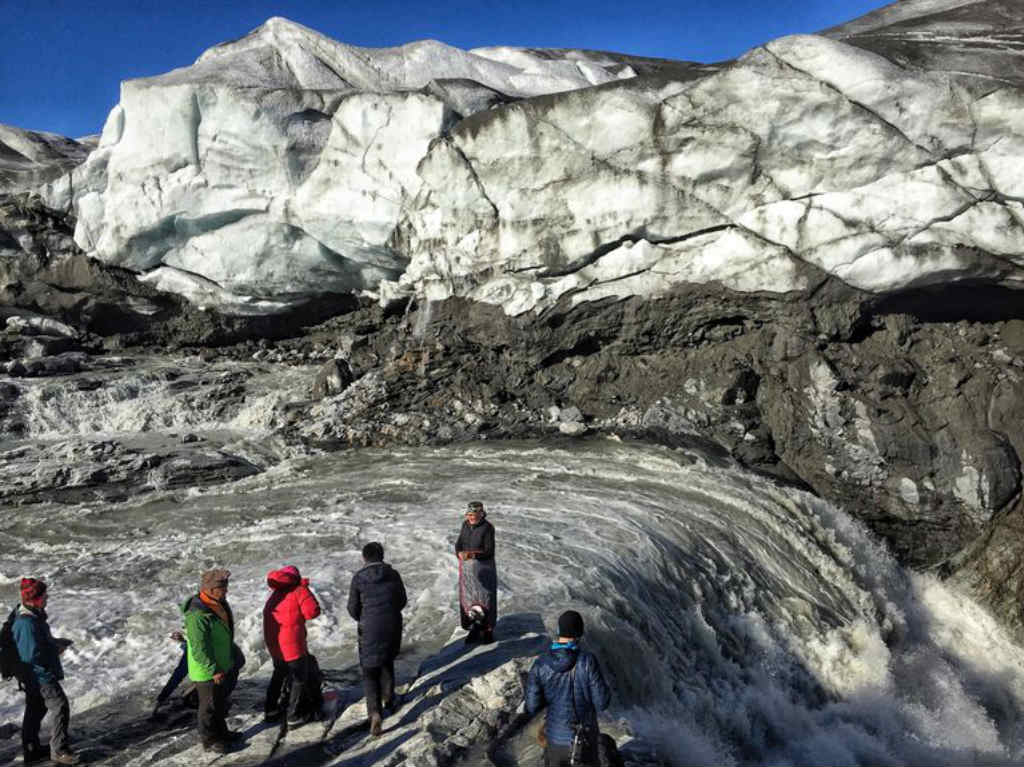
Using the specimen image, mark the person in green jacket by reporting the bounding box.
[182,569,243,753]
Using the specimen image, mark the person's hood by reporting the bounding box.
[358,562,392,583]
[267,565,304,590]
[546,644,579,673]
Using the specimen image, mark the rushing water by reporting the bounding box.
[2,361,1024,765]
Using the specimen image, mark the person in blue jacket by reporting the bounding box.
[11,578,78,765]
[525,610,611,767]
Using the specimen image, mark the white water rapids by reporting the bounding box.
[2,360,1024,765]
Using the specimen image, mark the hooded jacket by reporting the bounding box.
[525,643,611,747]
[347,562,407,668]
[263,566,321,662]
[182,593,235,682]
[12,605,63,685]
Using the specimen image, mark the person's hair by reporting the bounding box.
[362,541,384,562]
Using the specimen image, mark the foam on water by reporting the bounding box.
[1,440,1023,765]
[12,357,313,441]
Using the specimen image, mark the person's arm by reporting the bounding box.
[395,571,408,611]
[183,611,217,680]
[586,654,611,712]
[299,582,321,621]
[346,576,361,621]
[479,524,495,560]
[455,524,467,555]
[524,662,545,715]
[13,619,51,684]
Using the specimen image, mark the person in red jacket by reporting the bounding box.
[262,565,321,725]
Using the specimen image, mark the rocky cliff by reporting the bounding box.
[2,1,1024,633]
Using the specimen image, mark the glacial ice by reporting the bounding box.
[53,14,1024,314]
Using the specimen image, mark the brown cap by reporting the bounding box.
[467,501,484,512]
[200,568,230,592]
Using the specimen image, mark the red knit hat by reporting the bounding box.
[20,578,47,607]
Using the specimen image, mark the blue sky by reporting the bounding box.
[2,0,891,138]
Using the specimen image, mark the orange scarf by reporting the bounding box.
[199,591,230,628]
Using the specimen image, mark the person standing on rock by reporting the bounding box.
[263,565,322,726]
[347,542,407,737]
[183,569,243,754]
[525,610,613,767]
[10,578,79,765]
[455,500,497,644]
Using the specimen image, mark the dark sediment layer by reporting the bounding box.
[2,191,1023,639]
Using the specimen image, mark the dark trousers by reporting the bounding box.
[544,735,621,767]
[22,680,70,755]
[157,645,189,703]
[265,656,311,718]
[544,743,575,767]
[195,680,229,744]
[361,661,394,717]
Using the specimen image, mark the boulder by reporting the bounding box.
[310,357,355,399]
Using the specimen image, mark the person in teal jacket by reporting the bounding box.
[11,578,78,765]
[182,569,243,754]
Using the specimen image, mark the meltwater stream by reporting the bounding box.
[2,439,1024,765]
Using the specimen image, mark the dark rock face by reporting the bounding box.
[256,286,1023,577]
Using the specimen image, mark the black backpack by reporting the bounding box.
[1,606,23,684]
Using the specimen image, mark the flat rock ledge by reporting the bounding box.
[0,617,641,767]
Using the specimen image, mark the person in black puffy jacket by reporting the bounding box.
[525,610,611,767]
[347,542,407,737]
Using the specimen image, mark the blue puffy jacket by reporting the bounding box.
[11,605,63,685]
[525,642,611,746]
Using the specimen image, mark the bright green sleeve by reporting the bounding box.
[184,610,216,679]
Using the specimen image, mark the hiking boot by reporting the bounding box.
[22,744,48,765]
[202,739,229,754]
[369,713,383,737]
[287,713,311,728]
[264,709,282,723]
[50,750,80,765]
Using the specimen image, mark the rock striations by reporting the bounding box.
[3,2,1024,634]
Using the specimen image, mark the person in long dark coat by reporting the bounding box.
[455,500,497,644]
[347,542,407,737]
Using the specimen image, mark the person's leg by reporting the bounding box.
[195,680,219,745]
[21,682,46,757]
[286,657,308,721]
[361,666,382,716]
[543,743,573,767]
[40,682,71,756]
[265,660,287,718]
[213,679,230,738]
[157,647,189,704]
[362,665,384,735]
[380,659,395,710]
